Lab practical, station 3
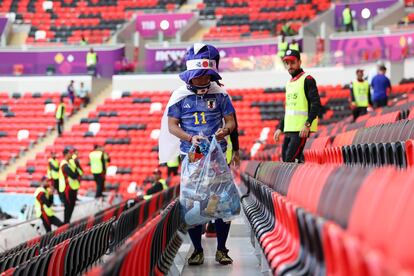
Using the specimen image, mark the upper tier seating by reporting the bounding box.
[199,0,331,41]
[0,0,184,44]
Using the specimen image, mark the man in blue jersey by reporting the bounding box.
[371,65,391,108]
[165,43,236,266]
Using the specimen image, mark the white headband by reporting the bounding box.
[186,59,217,71]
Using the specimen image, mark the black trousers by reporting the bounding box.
[345,23,354,32]
[57,119,63,136]
[167,166,179,176]
[64,189,78,224]
[41,214,64,232]
[352,107,368,122]
[282,132,308,163]
[93,173,105,198]
[374,98,388,108]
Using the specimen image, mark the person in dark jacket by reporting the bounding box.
[273,49,321,163]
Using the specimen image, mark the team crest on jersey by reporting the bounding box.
[206,99,216,110]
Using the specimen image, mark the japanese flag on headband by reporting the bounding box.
[179,43,222,84]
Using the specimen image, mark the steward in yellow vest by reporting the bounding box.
[144,168,168,200]
[342,5,354,32]
[351,69,372,122]
[89,145,110,198]
[56,97,65,136]
[86,49,97,67]
[59,147,81,223]
[86,48,98,76]
[34,177,63,232]
[273,49,321,163]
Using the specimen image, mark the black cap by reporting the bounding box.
[283,49,301,61]
[63,147,71,155]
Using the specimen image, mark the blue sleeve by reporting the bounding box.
[387,78,391,88]
[167,101,182,119]
[220,95,235,116]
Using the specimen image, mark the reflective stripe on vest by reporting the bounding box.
[352,80,369,107]
[86,52,97,66]
[34,187,54,218]
[289,43,299,51]
[343,8,352,25]
[284,73,318,132]
[89,151,103,174]
[47,158,59,180]
[278,41,288,57]
[56,103,65,119]
[59,159,80,192]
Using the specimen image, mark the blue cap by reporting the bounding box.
[179,43,222,84]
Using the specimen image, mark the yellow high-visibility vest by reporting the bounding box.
[86,52,97,66]
[59,159,80,192]
[284,73,318,132]
[89,150,103,174]
[226,136,233,165]
[343,8,352,25]
[352,80,370,107]
[47,158,59,180]
[167,157,179,168]
[278,41,288,57]
[143,179,168,200]
[289,43,299,52]
[34,187,54,218]
[70,154,83,176]
[56,103,65,120]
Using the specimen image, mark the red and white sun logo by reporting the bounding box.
[202,60,209,68]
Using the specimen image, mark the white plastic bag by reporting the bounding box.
[180,136,240,227]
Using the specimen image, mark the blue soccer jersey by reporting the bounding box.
[167,93,235,153]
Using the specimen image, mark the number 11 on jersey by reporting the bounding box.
[193,112,207,125]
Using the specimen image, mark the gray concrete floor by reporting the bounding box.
[173,214,271,276]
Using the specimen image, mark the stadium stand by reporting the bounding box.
[199,0,331,41]
[0,0,185,44]
[0,92,75,171]
[0,91,180,197]
[0,184,179,275]
[240,161,414,275]
[252,80,414,161]
[87,198,184,276]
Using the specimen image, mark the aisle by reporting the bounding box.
[173,214,271,276]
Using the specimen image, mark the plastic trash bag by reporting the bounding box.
[180,136,241,227]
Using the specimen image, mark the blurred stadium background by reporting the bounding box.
[0,0,414,275]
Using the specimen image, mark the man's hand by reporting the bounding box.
[215,127,229,141]
[273,129,282,142]
[231,150,240,168]
[299,125,310,138]
[350,102,356,108]
[191,135,205,146]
